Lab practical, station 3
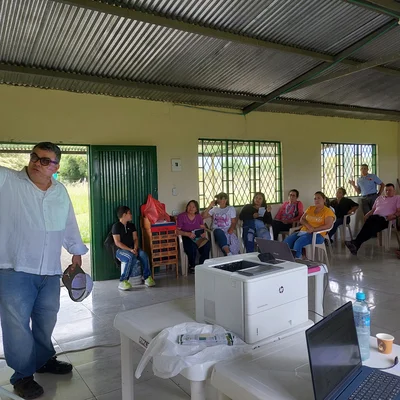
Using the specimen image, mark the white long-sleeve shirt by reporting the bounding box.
[0,166,88,275]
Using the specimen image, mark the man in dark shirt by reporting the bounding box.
[112,205,155,290]
[328,187,359,242]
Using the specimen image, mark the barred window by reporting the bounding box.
[198,139,282,208]
[321,143,377,198]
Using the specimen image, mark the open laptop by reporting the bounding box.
[306,301,400,400]
[255,238,321,267]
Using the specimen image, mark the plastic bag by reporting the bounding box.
[135,322,250,379]
[142,194,171,225]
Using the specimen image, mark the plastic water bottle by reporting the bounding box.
[353,292,370,361]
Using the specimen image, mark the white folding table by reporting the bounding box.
[113,265,327,400]
[211,332,400,400]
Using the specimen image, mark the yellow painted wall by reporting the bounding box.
[0,84,398,215]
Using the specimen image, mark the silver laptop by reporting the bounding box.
[255,238,321,268]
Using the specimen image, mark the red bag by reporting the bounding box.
[142,194,170,225]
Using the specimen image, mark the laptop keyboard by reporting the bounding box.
[349,370,400,400]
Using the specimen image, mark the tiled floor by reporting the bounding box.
[1,237,400,399]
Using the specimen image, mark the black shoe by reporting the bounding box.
[13,376,44,400]
[345,241,358,255]
[36,356,73,374]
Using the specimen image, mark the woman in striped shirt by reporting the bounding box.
[271,189,304,240]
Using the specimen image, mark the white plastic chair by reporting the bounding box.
[289,218,336,267]
[334,213,355,243]
[209,229,225,258]
[178,231,212,275]
[278,221,300,242]
[205,216,239,258]
[236,219,245,254]
[236,218,272,253]
[177,235,189,276]
[378,220,400,251]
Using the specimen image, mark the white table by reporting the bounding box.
[307,264,328,322]
[114,297,217,400]
[113,266,326,400]
[211,332,400,400]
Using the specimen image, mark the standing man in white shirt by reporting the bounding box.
[348,164,384,215]
[0,142,88,399]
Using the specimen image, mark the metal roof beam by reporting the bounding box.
[57,0,400,78]
[1,64,399,121]
[346,0,400,17]
[367,0,400,13]
[269,99,400,118]
[0,63,264,103]
[286,51,400,90]
[243,20,399,114]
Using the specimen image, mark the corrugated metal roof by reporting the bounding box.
[346,27,400,63]
[282,69,400,110]
[0,0,399,121]
[114,0,392,55]
[0,0,321,96]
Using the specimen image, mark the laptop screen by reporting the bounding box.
[254,238,295,262]
[306,302,362,400]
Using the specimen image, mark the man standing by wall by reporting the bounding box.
[348,164,384,215]
[0,142,88,399]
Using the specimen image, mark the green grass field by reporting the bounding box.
[65,183,90,243]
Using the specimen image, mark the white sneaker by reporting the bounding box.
[118,280,132,291]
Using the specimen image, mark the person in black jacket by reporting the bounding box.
[239,192,272,252]
[328,187,359,242]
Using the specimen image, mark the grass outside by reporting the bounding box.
[65,182,90,243]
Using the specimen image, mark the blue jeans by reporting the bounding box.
[182,236,211,268]
[328,216,350,240]
[0,269,60,384]
[116,249,151,281]
[213,229,229,254]
[284,232,324,258]
[242,219,271,253]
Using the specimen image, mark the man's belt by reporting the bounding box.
[362,193,377,197]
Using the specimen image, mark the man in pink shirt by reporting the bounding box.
[345,183,400,255]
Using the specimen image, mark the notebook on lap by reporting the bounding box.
[306,302,400,400]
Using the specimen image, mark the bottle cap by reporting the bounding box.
[356,292,366,301]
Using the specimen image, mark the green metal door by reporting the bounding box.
[89,146,158,281]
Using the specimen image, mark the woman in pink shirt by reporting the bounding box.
[177,200,211,273]
[271,189,304,240]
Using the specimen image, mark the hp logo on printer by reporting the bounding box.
[279,286,284,294]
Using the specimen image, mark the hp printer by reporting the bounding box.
[195,253,309,344]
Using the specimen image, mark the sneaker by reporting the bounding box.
[144,276,156,287]
[118,280,132,291]
[36,356,73,374]
[13,376,44,399]
[345,240,358,255]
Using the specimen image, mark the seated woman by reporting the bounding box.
[202,192,240,256]
[239,192,273,252]
[283,191,335,258]
[271,189,304,240]
[328,187,359,242]
[176,200,211,273]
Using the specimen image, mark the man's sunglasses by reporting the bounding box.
[30,152,59,167]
